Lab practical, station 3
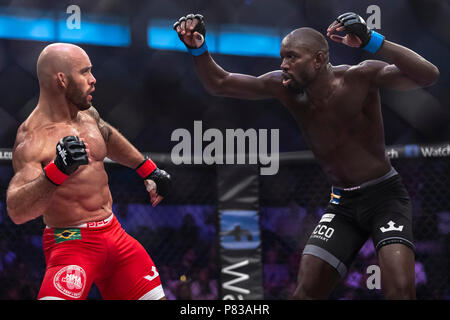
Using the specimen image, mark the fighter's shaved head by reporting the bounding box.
[36,43,95,111]
[36,43,89,88]
[282,27,329,62]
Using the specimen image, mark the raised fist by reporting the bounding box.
[173,13,206,49]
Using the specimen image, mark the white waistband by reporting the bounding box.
[46,214,114,229]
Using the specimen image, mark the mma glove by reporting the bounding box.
[135,158,172,198]
[173,13,208,56]
[336,12,385,53]
[44,135,89,185]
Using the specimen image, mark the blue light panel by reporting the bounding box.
[147,25,186,51]
[218,25,280,57]
[57,19,130,47]
[0,7,130,47]
[0,12,55,41]
[147,20,279,57]
[0,7,283,56]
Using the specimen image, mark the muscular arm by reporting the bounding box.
[87,106,145,169]
[327,14,439,90]
[362,41,440,90]
[6,132,56,224]
[174,14,283,100]
[375,40,439,89]
[193,52,283,100]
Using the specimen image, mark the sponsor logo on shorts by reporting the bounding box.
[380,220,404,233]
[144,266,160,282]
[53,265,86,299]
[86,215,113,228]
[311,224,335,242]
[319,213,335,223]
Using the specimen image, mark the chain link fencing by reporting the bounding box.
[0,153,449,299]
[260,157,450,300]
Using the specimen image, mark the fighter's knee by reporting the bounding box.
[292,279,322,300]
[383,279,416,299]
[292,283,310,300]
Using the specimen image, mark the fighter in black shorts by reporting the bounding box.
[305,168,414,278]
[173,12,439,299]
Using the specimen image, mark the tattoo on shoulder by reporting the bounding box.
[87,106,112,143]
[99,121,113,143]
[87,106,100,122]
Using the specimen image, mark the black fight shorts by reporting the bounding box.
[303,167,414,277]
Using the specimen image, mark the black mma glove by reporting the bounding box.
[135,158,172,197]
[173,13,208,56]
[173,13,206,48]
[44,135,89,185]
[336,12,385,53]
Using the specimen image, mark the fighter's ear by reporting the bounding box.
[314,50,328,69]
[56,72,68,89]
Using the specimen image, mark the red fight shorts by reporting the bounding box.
[37,214,164,300]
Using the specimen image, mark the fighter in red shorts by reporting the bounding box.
[6,43,171,300]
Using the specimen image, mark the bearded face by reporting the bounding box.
[65,74,94,111]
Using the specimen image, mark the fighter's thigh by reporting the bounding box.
[377,243,416,299]
[302,211,368,278]
[371,197,415,298]
[294,212,368,298]
[293,254,341,299]
[96,232,164,300]
[38,263,94,300]
[371,196,414,252]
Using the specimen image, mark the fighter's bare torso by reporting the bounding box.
[14,108,112,228]
[275,63,391,187]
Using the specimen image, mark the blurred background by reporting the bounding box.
[0,0,449,300]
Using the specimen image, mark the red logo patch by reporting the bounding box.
[53,265,86,299]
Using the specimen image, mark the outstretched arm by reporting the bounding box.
[327,12,439,89]
[174,14,283,100]
[194,53,282,99]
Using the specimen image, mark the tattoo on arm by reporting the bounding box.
[98,119,113,143]
[88,107,113,143]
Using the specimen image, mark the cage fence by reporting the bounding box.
[0,148,449,300]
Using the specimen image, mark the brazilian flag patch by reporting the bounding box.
[54,228,81,243]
